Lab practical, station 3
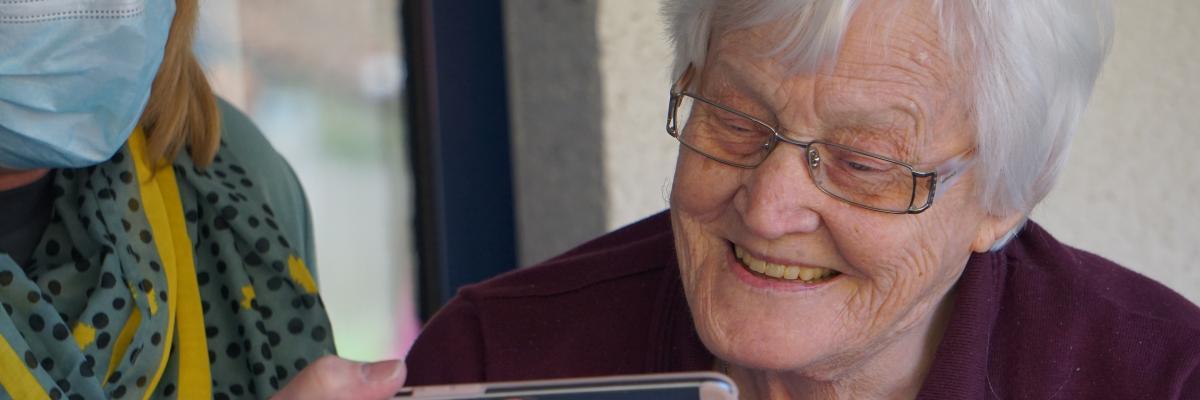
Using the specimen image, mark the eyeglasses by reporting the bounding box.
[665,89,971,214]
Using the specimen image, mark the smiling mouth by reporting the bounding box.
[733,244,842,283]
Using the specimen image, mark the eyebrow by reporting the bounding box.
[700,61,781,113]
[702,60,925,143]
[822,106,918,132]
[814,94,926,161]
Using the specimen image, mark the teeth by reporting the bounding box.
[734,245,837,283]
[747,257,767,273]
[765,263,785,278]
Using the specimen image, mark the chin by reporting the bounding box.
[677,232,867,374]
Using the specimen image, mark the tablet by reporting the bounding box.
[393,372,738,400]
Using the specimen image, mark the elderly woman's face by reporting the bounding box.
[671,1,1009,375]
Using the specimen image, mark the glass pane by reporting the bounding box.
[195,0,418,360]
[679,95,773,166]
[811,143,914,211]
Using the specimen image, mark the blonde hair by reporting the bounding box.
[139,0,221,168]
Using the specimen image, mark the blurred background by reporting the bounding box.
[194,0,416,360]
[192,0,1200,361]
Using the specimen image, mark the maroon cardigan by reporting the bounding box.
[405,211,1200,399]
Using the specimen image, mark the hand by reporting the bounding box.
[272,355,406,400]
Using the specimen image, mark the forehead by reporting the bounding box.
[704,0,967,149]
[823,0,959,102]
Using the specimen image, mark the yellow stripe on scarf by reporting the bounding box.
[129,129,211,400]
[0,334,49,400]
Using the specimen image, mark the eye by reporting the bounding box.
[835,155,894,176]
[846,160,879,172]
[720,116,760,133]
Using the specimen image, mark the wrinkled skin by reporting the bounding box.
[670,0,1022,398]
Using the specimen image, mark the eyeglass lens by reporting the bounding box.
[675,94,923,212]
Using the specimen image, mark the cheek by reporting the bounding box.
[669,151,741,219]
[827,203,980,326]
[670,153,747,341]
[831,191,980,276]
[670,153,731,277]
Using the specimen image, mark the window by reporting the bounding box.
[195,0,418,359]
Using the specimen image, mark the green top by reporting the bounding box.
[0,99,336,399]
[213,98,318,275]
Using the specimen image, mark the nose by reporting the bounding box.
[735,145,824,239]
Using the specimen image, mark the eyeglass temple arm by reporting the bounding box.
[673,64,696,94]
[931,153,973,200]
[666,64,697,137]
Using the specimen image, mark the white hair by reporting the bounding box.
[662,0,1114,249]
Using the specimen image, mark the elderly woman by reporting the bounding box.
[405,0,1200,398]
[0,0,404,398]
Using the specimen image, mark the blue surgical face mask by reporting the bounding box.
[0,0,176,169]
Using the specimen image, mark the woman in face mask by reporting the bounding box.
[0,1,405,398]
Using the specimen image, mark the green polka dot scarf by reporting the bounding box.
[0,130,335,399]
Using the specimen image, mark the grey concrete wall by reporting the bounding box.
[1031,1,1200,303]
[504,1,1200,304]
[506,0,676,267]
[596,2,678,230]
[504,0,608,265]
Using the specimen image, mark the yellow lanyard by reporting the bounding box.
[0,129,211,399]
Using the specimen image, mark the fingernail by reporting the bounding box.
[361,359,404,383]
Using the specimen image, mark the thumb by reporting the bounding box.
[272,355,407,400]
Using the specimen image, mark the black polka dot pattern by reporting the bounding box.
[0,137,335,398]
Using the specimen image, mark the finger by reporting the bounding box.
[272,355,407,400]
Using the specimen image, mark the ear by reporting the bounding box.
[970,211,1027,253]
